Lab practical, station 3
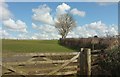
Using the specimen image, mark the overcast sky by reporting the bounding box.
[0,1,118,39]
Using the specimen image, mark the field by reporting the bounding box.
[2,39,77,76]
[2,39,75,53]
[2,39,119,76]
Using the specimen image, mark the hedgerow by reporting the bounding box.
[98,47,120,76]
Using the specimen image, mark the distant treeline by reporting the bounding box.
[59,37,119,50]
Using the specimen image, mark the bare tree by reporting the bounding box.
[55,13,76,39]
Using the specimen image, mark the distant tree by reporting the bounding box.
[55,13,76,39]
[94,35,98,38]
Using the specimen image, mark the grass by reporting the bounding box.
[2,39,77,76]
[2,39,75,53]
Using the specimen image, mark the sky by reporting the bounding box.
[0,1,119,39]
[2,0,120,2]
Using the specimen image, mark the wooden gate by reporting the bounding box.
[2,48,96,76]
[2,52,80,76]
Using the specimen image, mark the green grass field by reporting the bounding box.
[2,39,75,53]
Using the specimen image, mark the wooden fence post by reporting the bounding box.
[79,48,91,76]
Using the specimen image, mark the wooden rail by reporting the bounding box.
[48,52,80,75]
[2,52,79,76]
[14,52,78,57]
[2,48,102,76]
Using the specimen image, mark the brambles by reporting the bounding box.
[59,38,116,50]
[98,47,120,76]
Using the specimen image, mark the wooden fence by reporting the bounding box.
[2,48,102,76]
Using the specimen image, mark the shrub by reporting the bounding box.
[59,38,111,50]
[98,47,120,76]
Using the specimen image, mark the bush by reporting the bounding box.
[59,38,110,50]
[98,47,120,76]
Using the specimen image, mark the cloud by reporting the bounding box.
[56,3,71,15]
[0,0,4,2]
[70,8,86,17]
[67,26,95,38]
[31,33,61,40]
[32,21,118,39]
[3,21,117,40]
[0,2,12,21]
[32,23,57,33]
[0,28,14,39]
[32,4,54,25]
[107,25,118,36]
[3,18,27,33]
[17,33,30,39]
[0,0,6,2]
[32,3,86,26]
[0,28,9,38]
[0,1,29,39]
[56,3,86,17]
[1,1,28,33]
[84,21,118,36]
[67,21,118,38]
[32,23,61,39]
[85,21,107,31]
[32,23,37,29]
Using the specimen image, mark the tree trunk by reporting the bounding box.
[62,34,67,39]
